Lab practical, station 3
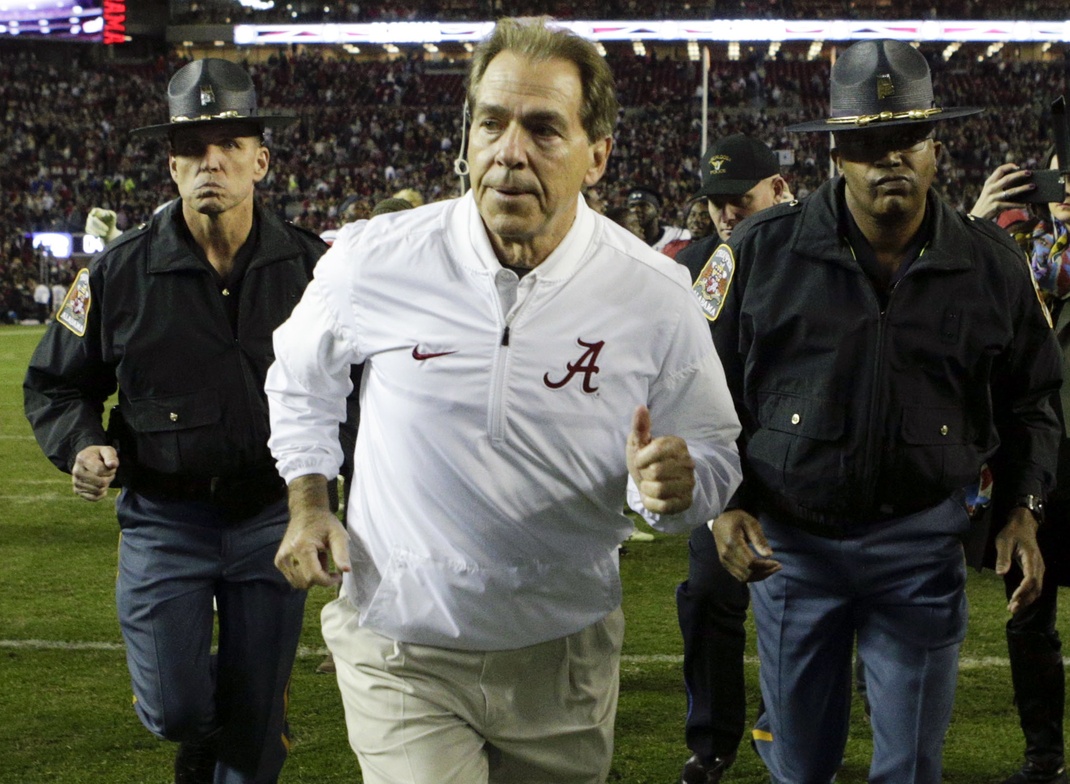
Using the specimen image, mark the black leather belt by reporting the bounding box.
[767,494,951,539]
[129,469,286,521]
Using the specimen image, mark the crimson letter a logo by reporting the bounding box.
[544,339,605,393]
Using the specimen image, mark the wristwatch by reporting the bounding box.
[1014,494,1045,525]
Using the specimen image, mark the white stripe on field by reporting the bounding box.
[0,639,1018,668]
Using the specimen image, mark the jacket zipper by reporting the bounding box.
[488,324,510,443]
[860,292,887,513]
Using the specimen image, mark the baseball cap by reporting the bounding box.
[695,134,779,199]
[626,187,661,209]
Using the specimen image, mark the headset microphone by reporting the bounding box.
[455,99,470,192]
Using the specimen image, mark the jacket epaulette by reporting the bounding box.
[101,221,152,254]
[746,198,804,229]
[728,197,804,249]
[285,221,329,248]
[961,212,1024,258]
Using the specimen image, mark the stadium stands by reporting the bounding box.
[0,10,1067,320]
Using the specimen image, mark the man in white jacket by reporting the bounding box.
[265,16,742,784]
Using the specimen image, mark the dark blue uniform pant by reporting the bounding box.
[115,490,306,784]
[1002,498,1067,772]
[676,523,750,763]
[751,499,969,784]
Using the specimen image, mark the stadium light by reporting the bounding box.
[232,19,1070,47]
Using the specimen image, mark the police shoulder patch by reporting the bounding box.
[692,244,735,322]
[57,268,91,337]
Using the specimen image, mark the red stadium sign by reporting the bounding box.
[103,0,127,45]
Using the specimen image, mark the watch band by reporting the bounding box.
[1014,494,1045,525]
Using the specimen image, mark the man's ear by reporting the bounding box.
[584,136,613,187]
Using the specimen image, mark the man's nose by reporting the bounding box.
[494,125,527,169]
[198,145,225,170]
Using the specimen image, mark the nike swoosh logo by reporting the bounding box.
[412,346,458,361]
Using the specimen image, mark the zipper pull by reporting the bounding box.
[501,326,510,346]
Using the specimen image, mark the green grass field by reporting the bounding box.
[0,323,1055,783]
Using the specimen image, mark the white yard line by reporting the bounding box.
[0,639,1016,668]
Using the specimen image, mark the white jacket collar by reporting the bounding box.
[456,190,597,282]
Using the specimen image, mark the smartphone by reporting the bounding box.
[1020,169,1068,204]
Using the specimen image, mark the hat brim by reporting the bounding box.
[131,114,297,138]
[787,106,983,133]
[695,177,764,199]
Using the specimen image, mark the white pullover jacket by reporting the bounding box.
[267,193,741,650]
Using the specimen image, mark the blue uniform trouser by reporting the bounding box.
[115,489,306,784]
[1002,496,1067,771]
[676,523,750,763]
[751,498,969,784]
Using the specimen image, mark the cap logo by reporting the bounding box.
[200,85,215,107]
[876,74,895,100]
[709,154,729,175]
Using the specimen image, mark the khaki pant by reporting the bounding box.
[321,597,624,784]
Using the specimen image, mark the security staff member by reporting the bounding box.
[698,40,1062,783]
[24,59,329,784]
[676,133,791,784]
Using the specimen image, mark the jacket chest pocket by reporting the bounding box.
[123,390,223,474]
[747,391,847,498]
[891,404,977,492]
[900,406,967,445]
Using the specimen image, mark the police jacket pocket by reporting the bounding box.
[748,391,846,500]
[891,405,977,495]
[899,405,967,445]
[123,390,223,474]
[757,391,845,439]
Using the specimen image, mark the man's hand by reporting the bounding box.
[72,445,119,501]
[995,507,1045,614]
[968,163,1033,221]
[711,509,781,583]
[85,207,122,243]
[275,474,351,590]
[626,405,695,515]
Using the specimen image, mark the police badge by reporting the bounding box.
[57,268,91,337]
[692,244,736,322]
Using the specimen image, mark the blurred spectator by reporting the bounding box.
[628,186,690,252]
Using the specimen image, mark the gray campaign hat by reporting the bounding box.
[695,134,779,198]
[132,58,296,138]
[788,39,982,133]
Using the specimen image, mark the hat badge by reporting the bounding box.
[200,85,216,107]
[709,154,729,175]
[876,74,895,100]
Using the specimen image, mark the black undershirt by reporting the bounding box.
[841,196,932,309]
[175,208,260,334]
[502,262,534,279]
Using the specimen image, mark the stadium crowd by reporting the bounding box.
[0,42,1066,320]
[170,0,1070,24]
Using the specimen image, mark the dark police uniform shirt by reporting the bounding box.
[23,199,327,487]
[692,176,1062,528]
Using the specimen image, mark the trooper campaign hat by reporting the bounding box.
[695,134,779,198]
[788,39,982,133]
[132,58,296,138]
